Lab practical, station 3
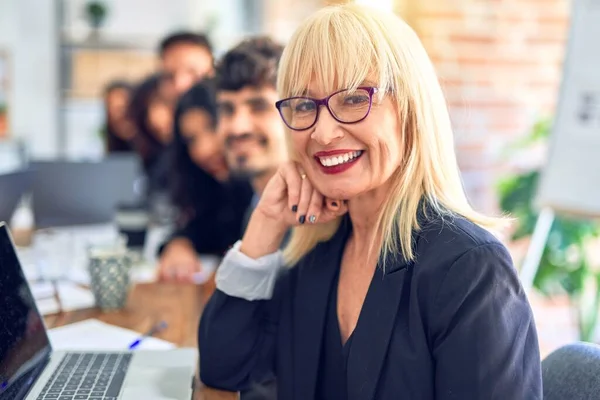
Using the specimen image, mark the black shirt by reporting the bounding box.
[160,178,253,257]
[316,269,354,400]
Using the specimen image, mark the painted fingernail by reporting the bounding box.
[309,215,316,223]
[331,201,338,207]
[299,215,306,224]
[292,205,298,212]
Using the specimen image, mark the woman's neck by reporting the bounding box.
[346,180,392,258]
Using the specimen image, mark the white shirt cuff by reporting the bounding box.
[215,241,284,301]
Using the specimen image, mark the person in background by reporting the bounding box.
[216,37,288,231]
[159,32,214,100]
[103,80,136,153]
[128,73,174,197]
[158,78,253,282]
[196,35,286,400]
[199,4,542,399]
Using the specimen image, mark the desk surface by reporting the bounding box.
[44,282,237,400]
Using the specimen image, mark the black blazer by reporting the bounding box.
[199,212,542,400]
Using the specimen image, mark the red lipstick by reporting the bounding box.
[313,150,364,175]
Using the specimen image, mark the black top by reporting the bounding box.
[161,177,253,257]
[199,210,542,400]
[316,269,353,400]
[144,148,172,199]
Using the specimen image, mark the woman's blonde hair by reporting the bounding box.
[278,3,504,266]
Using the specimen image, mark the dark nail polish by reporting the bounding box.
[292,205,298,212]
[331,201,338,207]
[299,215,306,224]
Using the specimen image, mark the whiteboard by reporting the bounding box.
[536,0,600,217]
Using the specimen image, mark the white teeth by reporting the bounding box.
[318,150,363,167]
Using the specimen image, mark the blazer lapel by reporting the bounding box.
[346,252,414,400]
[293,218,351,400]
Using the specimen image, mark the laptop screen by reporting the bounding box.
[0,224,51,399]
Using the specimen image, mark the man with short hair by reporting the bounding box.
[204,36,286,400]
[159,31,214,98]
[215,36,288,230]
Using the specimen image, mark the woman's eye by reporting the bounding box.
[344,95,369,105]
[294,101,316,112]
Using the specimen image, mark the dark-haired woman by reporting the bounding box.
[158,78,253,282]
[103,80,137,153]
[128,73,174,197]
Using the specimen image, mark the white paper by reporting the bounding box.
[32,281,96,316]
[56,282,96,312]
[36,297,61,316]
[30,281,56,298]
[48,319,175,351]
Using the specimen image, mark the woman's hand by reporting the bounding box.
[240,162,348,258]
[158,238,201,282]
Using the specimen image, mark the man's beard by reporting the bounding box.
[229,158,270,181]
[225,133,271,181]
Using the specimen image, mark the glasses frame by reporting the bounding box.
[275,86,379,131]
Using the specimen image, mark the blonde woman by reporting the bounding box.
[199,4,542,399]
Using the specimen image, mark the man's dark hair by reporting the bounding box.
[216,36,284,91]
[158,31,213,57]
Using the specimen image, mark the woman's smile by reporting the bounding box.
[313,149,364,175]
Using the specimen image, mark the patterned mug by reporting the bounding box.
[88,243,132,311]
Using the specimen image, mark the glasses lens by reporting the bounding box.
[329,88,372,123]
[278,97,317,130]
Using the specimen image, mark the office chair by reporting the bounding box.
[542,341,600,400]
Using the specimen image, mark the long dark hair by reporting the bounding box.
[170,79,253,250]
[128,73,168,169]
[104,80,134,153]
[170,78,220,213]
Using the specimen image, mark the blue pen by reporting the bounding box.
[128,321,168,350]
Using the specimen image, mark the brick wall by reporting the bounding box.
[398,0,578,355]
[262,0,323,44]
[400,0,571,213]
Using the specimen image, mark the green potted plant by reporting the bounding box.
[85,1,108,30]
[497,119,600,341]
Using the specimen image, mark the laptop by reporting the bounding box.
[0,169,33,224]
[31,155,144,228]
[0,223,197,399]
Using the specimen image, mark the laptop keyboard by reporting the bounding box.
[36,352,132,400]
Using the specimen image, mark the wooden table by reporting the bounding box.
[44,281,238,400]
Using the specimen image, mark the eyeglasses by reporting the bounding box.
[275,87,379,131]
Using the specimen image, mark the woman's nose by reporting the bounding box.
[310,109,344,145]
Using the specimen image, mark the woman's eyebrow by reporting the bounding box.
[293,81,378,97]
